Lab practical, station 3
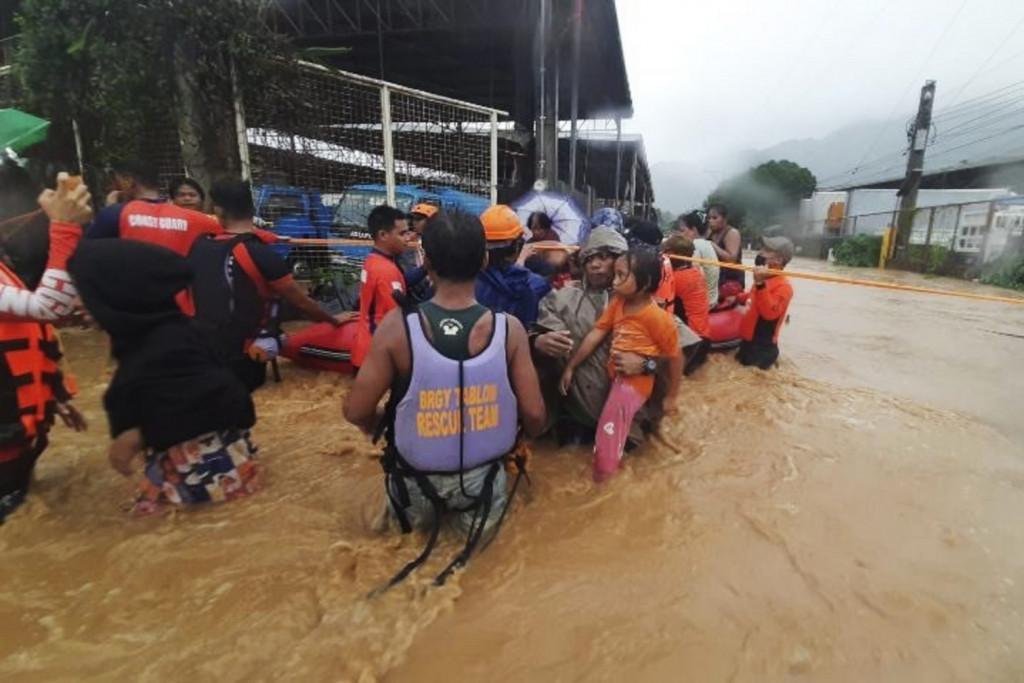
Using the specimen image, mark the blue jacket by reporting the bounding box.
[475,264,551,325]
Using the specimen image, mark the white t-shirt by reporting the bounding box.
[693,238,720,307]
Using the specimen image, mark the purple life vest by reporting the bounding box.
[394,311,518,473]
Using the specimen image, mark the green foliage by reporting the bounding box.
[704,159,816,244]
[833,234,882,267]
[654,208,676,231]
[980,254,1024,291]
[14,0,294,174]
[907,244,955,276]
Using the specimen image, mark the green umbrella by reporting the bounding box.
[0,108,50,153]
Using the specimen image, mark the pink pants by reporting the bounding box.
[593,377,649,482]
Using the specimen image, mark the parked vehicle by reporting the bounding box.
[332,183,490,235]
[252,185,353,306]
[252,183,493,309]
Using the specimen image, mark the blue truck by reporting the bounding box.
[252,183,492,306]
[332,183,490,232]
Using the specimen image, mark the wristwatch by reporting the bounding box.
[642,356,657,375]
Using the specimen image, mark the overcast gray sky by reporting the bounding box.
[617,0,1024,164]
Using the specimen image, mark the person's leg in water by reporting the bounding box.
[0,437,47,523]
[386,465,509,537]
[131,429,260,515]
[683,338,711,375]
[592,376,649,482]
[736,341,779,370]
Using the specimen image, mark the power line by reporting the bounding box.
[942,13,1024,110]
[936,105,1024,143]
[936,97,1024,135]
[850,0,969,175]
[824,123,1024,189]
[929,124,1024,157]
[816,149,907,186]
[821,63,1024,188]
[931,82,1024,122]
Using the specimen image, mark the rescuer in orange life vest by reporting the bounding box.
[0,172,91,523]
[736,236,795,370]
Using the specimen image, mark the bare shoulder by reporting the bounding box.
[505,313,528,341]
[503,314,531,357]
[374,308,407,346]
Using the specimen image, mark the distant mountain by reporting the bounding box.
[754,120,910,190]
[651,103,1024,213]
[652,120,908,213]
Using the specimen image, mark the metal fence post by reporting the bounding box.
[953,204,963,250]
[230,57,251,182]
[71,119,85,177]
[490,111,498,205]
[380,84,396,207]
[979,199,997,264]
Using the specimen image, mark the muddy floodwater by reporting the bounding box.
[2,258,1023,681]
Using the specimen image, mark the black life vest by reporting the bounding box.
[187,234,277,364]
[712,227,746,287]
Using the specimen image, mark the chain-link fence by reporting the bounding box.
[0,65,16,108]
[3,58,504,301]
[800,198,1024,269]
[242,61,502,298]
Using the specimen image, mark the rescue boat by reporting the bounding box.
[281,304,746,376]
[707,305,745,350]
[280,320,358,374]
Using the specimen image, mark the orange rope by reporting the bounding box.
[279,237,375,246]
[668,254,1024,306]
[531,243,579,251]
[277,239,1024,306]
[281,237,423,248]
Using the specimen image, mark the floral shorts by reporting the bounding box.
[132,430,260,515]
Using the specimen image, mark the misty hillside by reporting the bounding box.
[653,102,1024,213]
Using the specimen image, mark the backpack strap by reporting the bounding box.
[230,239,272,300]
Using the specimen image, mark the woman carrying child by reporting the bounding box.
[559,247,681,482]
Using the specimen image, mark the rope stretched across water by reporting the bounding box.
[276,237,1024,306]
[666,254,1024,307]
[526,243,1024,307]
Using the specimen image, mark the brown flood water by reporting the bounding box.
[2,258,1024,682]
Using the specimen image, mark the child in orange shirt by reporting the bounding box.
[560,248,682,481]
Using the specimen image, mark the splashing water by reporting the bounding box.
[2,259,1023,681]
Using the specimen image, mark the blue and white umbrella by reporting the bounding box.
[511,191,590,245]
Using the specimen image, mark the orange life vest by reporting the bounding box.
[0,262,72,449]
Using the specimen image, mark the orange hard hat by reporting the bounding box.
[480,204,524,242]
[410,203,439,218]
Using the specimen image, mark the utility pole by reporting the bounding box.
[894,80,936,261]
[614,116,622,207]
[568,0,583,192]
[535,0,548,186]
[535,0,557,189]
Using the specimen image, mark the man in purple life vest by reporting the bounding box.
[344,212,544,580]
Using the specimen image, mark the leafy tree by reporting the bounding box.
[14,0,295,189]
[704,159,816,243]
[654,208,676,231]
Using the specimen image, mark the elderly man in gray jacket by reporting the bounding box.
[530,228,699,445]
